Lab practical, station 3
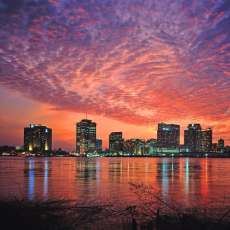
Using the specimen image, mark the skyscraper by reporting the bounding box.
[184,124,202,152]
[24,124,52,153]
[109,132,123,153]
[184,124,212,152]
[200,128,212,152]
[96,139,102,153]
[76,119,96,155]
[157,123,180,147]
[217,138,224,152]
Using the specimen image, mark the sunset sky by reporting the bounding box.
[0,0,230,150]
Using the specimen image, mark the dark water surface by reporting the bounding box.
[0,157,229,211]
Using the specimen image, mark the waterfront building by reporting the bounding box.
[212,143,218,152]
[133,139,145,155]
[145,139,157,155]
[184,124,202,152]
[146,139,157,146]
[76,119,96,156]
[157,123,180,147]
[184,124,212,152]
[96,139,102,153]
[24,124,52,152]
[123,139,135,154]
[200,128,212,152]
[217,138,225,152]
[123,139,145,155]
[109,132,123,153]
[179,145,190,153]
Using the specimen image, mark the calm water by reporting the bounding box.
[0,157,230,211]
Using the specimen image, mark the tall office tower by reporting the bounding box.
[96,139,102,153]
[201,128,212,152]
[24,124,52,153]
[184,124,212,152]
[109,132,123,152]
[157,123,180,147]
[76,119,96,155]
[184,124,202,152]
[217,138,224,152]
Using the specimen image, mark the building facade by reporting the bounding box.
[184,124,212,152]
[184,124,202,152]
[24,124,52,153]
[76,119,96,155]
[157,123,180,147]
[217,138,225,152]
[123,139,145,155]
[145,139,157,155]
[200,128,212,152]
[109,132,123,153]
[96,139,102,153]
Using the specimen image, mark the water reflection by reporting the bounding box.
[161,159,169,198]
[43,158,49,199]
[0,157,229,211]
[185,158,190,195]
[28,159,35,200]
[77,159,96,181]
[171,159,174,180]
[201,158,209,202]
[96,159,100,187]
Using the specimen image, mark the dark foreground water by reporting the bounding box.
[0,157,230,212]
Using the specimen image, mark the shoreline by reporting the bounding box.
[0,199,229,230]
[1,154,230,158]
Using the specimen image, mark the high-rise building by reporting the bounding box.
[109,132,123,152]
[24,124,52,152]
[184,124,212,152]
[212,143,218,152]
[157,123,180,147]
[76,119,96,155]
[217,138,224,152]
[184,124,202,152]
[96,139,102,153]
[200,128,212,152]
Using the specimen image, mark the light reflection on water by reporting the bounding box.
[161,158,168,199]
[28,159,34,200]
[43,158,49,198]
[185,158,189,195]
[0,157,229,210]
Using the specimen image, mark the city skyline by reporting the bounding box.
[1,100,228,150]
[0,0,230,150]
[10,120,228,151]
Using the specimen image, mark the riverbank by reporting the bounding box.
[0,199,229,230]
[1,153,230,158]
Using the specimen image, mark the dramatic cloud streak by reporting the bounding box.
[0,0,230,146]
